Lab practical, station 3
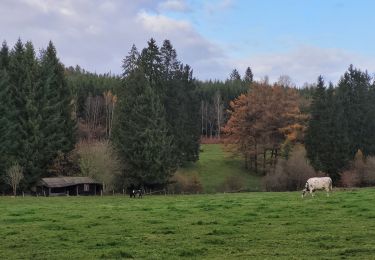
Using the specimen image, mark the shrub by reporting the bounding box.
[263,145,321,191]
[218,174,246,192]
[341,151,375,187]
[169,172,203,193]
[76,141,123,192]
[363,156,375,186]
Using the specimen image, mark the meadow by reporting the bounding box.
[1,189,375,259]
[177,144,261,193]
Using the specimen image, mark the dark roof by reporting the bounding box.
[39,177,102,188]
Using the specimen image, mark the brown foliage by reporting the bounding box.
[168,173,203,193]
[223,83,306,173]
[48,150,80,176]
[263,145,322,191]
[218,174,247,192]
[340,150,375,187]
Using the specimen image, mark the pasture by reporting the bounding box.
[1,189,375,259]
[177,144,261,193]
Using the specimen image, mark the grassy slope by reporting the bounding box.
[1,189,375,259]
[177,144,261,193]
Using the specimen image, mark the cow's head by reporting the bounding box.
[301,183,309,198]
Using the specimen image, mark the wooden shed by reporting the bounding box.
[37,177,102,196]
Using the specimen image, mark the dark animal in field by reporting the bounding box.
[130,189,143,198]
[302,177,332,198]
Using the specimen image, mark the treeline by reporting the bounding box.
[0,40,75,191]
[112,39,201,190]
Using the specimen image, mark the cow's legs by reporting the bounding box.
[326,187,330,197]
[310,189,314,197]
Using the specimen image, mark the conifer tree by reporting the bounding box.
[112,69,175,188]
[122,44,139,78]
[305,76,328,171]
[243,66,253,84]
[0,41,9,69]
[0,69,16,191]
[229,69,241,81]
[39,41,76,175]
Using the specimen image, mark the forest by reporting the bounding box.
[1,38,375,194]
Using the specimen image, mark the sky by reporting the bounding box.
[1,0,375,85]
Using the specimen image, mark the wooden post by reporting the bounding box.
[112,190,114,196]
[101,190,103,197]
[122,189,125,196]
[76,185,79,196]
[43,190,46,197]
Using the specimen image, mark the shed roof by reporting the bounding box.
[39,177,102,188]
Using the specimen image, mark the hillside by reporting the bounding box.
[176,144,261,193]
[1,189,375,259]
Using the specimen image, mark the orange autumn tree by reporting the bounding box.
[223,82,305,174]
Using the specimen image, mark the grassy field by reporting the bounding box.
[1,189,375,259]
[177,144,261,193]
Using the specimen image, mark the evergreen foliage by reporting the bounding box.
[113,69,175,188]
[243,66,253,84]
[0,39,75,191]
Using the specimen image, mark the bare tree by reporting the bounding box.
[103,91,117,140]
[213,91,224,138]
[277,75,295,88]
[5,164,24,196]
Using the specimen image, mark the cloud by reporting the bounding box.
[158,0,190,12]
[0,0,229,79]
[234,46,375,86]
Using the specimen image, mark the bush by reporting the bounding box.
[341,150,375,187]
[263,145,322,191]
[169,172,203,194]
[76,141,123,192]
[218,175,246,192]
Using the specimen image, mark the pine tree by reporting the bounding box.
[139,38,163,91]
[122,44,139,78]
[229,69,241,81]
[336,65,372,157]
[18,41,44,186]
[112,69,175,188]
[305,76,328,171]
[39,41,76,177]
[0,69,17,191]
[160,39,179,79]
[0,41,9,70]
[305,77,351,182]
[243,66,253,84]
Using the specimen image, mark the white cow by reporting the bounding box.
[302,177,332,198]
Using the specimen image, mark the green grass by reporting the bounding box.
[1,189,375,259]
[178,144,261,193]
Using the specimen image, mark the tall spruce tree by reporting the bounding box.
[243,66,253,84]
[122,44,139,78]
[112,68,175,188]
[19,41,44,186]
[305,76,328,171]
[229,69,241,81]
[0,69,16,191]
[0,41,9,69]
[39,41,76,175]
[305,76,351,182]
[336,65,372,157]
